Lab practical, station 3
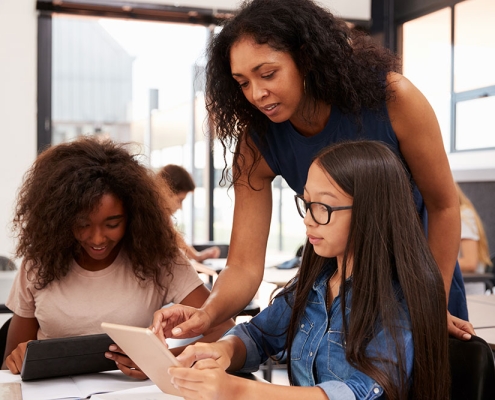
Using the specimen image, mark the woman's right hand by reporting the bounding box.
[175,341,231,370]
[5,341,30,374]
[151,304,212,341]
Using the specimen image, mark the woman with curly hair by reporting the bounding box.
[155,0,474,342]
[2,136,233,376]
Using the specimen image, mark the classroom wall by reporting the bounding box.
[0,0,38,260]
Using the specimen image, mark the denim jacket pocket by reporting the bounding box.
[291,315,313,361]
[324,329,356,380]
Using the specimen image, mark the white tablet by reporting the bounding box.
[101,322,182,396]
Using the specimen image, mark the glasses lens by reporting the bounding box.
[295,196,306,218]
[309,202,330,225]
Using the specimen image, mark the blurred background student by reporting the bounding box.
[158,164,221,263]
[456,183,493,294]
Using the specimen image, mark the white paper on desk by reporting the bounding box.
[0,369,154,400]
[91,384,184,400]
[71,370,154,397]
[0,371,77,400]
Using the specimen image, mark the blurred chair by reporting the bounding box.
[462,252,495,294]
[462,272,495,294]
[0,256,16,271]
[450,335,495,400]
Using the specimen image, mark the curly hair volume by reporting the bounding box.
[205,0,401,184]
[13,137,183,290]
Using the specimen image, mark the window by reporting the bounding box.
[402,0,495,153]
[49,13,215,244]
[402,8,452,151]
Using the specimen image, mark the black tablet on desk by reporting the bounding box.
[20,333,117,381]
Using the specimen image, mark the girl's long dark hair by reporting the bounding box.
[283,141,449,399]
[13,137,184,290]
[205,0,400,186]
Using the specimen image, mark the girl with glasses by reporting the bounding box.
[153,0,473,344]
[167,140,449,400]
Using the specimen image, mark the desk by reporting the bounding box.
[202,253,297,285]
[93,372,266,399]
[0,369,266,400]
[202,251,294,274]
[467,294,495,306]
[467,295,495,329]
[0,370,155,400]
[203,253,298,308]
[475,328,495,351]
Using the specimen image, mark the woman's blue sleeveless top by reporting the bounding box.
[250,105,468,319]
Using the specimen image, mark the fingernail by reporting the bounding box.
[105,352,112,359]
[151,326,156,333]
[172,327,182,336]
[463,333,472,340]
[109,344,117,351]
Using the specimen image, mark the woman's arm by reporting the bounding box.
[2,314,39,372]
[185,245,221,262]
[169,357,328,400]
[458,239,480,272]
[176,284,236,348]
[386,72,474,338]
[153,138,276,338]
[201,147,275,326]
[109,284,235,378]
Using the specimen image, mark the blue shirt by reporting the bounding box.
[228,265,414,400]
[249,105,468,320]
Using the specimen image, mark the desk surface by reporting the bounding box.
[467,294,495,306]
[203,253,298,289]
[467,295,495,329]
[0,368,266,400]
[474,328,495,351]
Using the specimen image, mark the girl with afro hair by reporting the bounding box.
[2,136,233,377]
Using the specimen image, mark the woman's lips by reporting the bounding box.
[260,103,279,116]
[307,235,322,245]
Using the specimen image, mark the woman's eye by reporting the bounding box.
[239,81,248,88]
[262,72,274,79]
[316,204,327,213]
[107,223,120,229]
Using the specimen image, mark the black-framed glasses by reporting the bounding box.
[294,194,352,225]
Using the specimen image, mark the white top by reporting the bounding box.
[460,207,485,274]
[6,250,203,339]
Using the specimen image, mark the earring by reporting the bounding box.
[303,77,307,95]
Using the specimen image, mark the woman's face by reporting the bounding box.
[230,36,305,124]
[170,191,189,214]
[302,163,353,264]
[72,193,127,270]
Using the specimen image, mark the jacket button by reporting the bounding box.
[373,388,379,394]
[309,352,313,357]
[301,324,304,328]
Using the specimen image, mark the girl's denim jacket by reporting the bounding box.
[228,267,413,400]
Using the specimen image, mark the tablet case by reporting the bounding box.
[21,333,117,381]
